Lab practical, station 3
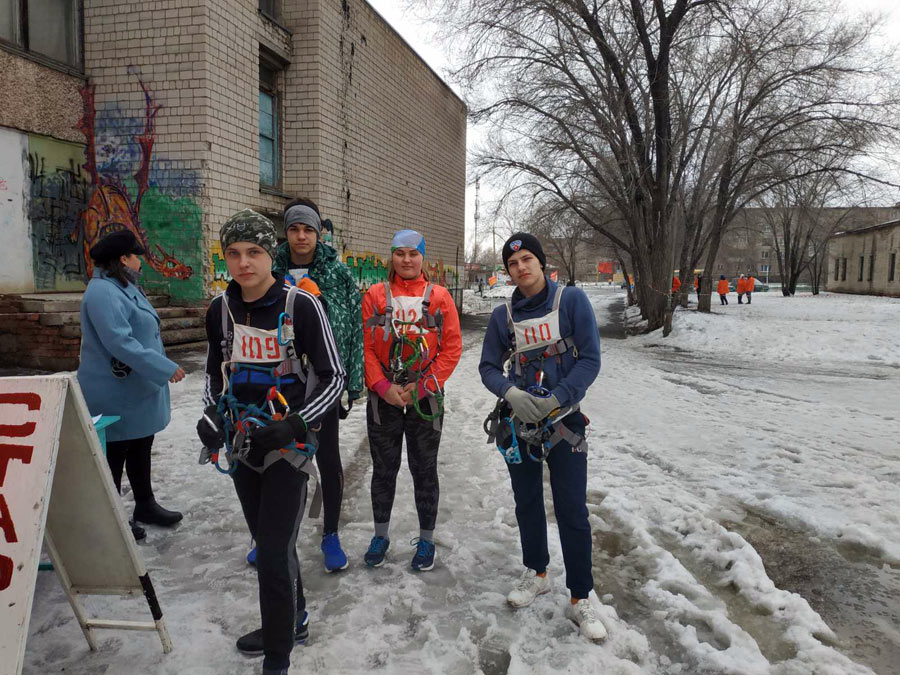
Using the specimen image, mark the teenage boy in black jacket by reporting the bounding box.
[197,209,345,675]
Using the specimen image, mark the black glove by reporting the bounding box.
[248,414,307,453]
[197,404,226,449]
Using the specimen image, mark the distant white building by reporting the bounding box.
[828,220,900,297]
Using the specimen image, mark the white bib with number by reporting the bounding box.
[231,322,289,364]
[391,295,425,335]
[511,309,561,353]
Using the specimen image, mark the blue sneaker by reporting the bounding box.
[247,545,257,567]
[321,532,349,573]
[410,538,435,571]
[364,536,390,567]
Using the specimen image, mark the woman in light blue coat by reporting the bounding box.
[77,229,185,539]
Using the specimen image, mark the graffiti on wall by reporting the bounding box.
[209,241,230,293]
[65,80,204,301]
[342,250,458,291]
[28,137,92,290]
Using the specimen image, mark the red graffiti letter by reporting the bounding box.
[0,444,34,486]
[0,554,12,591]
[0,493,17,543]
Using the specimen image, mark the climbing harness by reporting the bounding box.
[366,281,445,425]
[483,285,589,462]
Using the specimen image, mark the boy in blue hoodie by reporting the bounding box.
[478,232,606,642]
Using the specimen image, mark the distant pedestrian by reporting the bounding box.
[746,275,755,304]
[736,274,747,304]
[478,278,485,296]
[671,276,681,294]
[695,275,702,299]
[717,275,729,305]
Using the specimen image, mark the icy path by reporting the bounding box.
[23,289,900,674]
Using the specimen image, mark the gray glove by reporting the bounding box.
[504,387,558,423]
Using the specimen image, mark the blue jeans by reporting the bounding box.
[506,414,593,598]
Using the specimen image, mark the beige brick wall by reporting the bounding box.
[828,223,900,297]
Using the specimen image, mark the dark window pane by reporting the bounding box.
[1,0,19,44]
[259,63,276,91]
[28,0,79,66]
[889,253,896,282]
[259,0,276,17]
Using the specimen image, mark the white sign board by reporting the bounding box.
[0,375,171,675]
[0,377,66,674]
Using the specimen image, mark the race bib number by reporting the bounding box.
[232,323,289,364]
[392,295,425,335]
[512,310,561,352]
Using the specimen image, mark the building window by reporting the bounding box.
[868,255,874,282]
[259,60,280,188]
[0,0,82,68]
[761,250,770,259]
[841,258,847,281]
[259,0,277,18]
[760,264,770,275]
[858,256,864,282]
[889,253,896,282]
[834,257,840,281]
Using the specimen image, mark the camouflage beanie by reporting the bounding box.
[220,209,277,258]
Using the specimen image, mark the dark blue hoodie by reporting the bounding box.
[479,278,601,408]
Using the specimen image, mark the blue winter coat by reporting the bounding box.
[77,270,178,442]
[479,278,601,408]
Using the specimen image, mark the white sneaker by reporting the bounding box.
[567,598,608,641]
[507,569,550,608]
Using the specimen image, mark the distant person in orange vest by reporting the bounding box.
[736,274,748,304]
[746,275,755,304]
[671,276,681,294]
[717,275,729,305]
[694,275,701,299]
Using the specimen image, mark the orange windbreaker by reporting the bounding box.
[362,275,462,392]
[747,276,756,292]
[671,277,682,292]
[736,277,748,294]
[717,279,729,295]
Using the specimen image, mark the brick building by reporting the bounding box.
[827,220,900,297]
[0,0,466,367]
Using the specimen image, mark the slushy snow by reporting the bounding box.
[22,288,900,674]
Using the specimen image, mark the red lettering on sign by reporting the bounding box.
[0,444,34,486]
[0,421,36,437]
[0,493,17,543]
[0,554,12,591]
[0,392,41,410]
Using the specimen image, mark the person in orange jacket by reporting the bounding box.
[671,276,681,293]
[746,275,755,304]
[736,274,748,304]
[717,275,729,305]
[360,229,462,572]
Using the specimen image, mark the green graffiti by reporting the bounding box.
[344,252,388,290]
[136,186,204,301]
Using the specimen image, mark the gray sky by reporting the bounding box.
[367,0,900,244]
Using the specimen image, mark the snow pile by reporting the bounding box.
[461,289,493,315]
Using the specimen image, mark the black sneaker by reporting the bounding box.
[236,611,309,655]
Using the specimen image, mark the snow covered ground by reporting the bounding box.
[23,289,900,674]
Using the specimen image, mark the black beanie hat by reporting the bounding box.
[502,232,546,270]
[89,229,145,264]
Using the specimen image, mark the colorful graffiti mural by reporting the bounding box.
[27,136,91,291]
[342,250,458,291]
[209,241,230,293]
[67,80,204,301]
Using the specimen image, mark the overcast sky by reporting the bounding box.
[366,0,900,245]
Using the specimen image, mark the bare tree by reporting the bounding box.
[524,201,595,283]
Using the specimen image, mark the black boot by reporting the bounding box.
[129,519,146,540]
[134,498,183,527]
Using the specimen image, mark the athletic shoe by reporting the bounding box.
[236,611,309,655]
[364,536,390,567]
[567,598,607,641]
[247,545,257,567]
[321,532,349,572]
[410,538,436,571]
[507,569,550,608]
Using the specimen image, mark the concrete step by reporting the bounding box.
[41,306,205,328]
[161,327,206,345]
[160,316,205,332]
[21,299,82,313]
[146,294,170,308]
